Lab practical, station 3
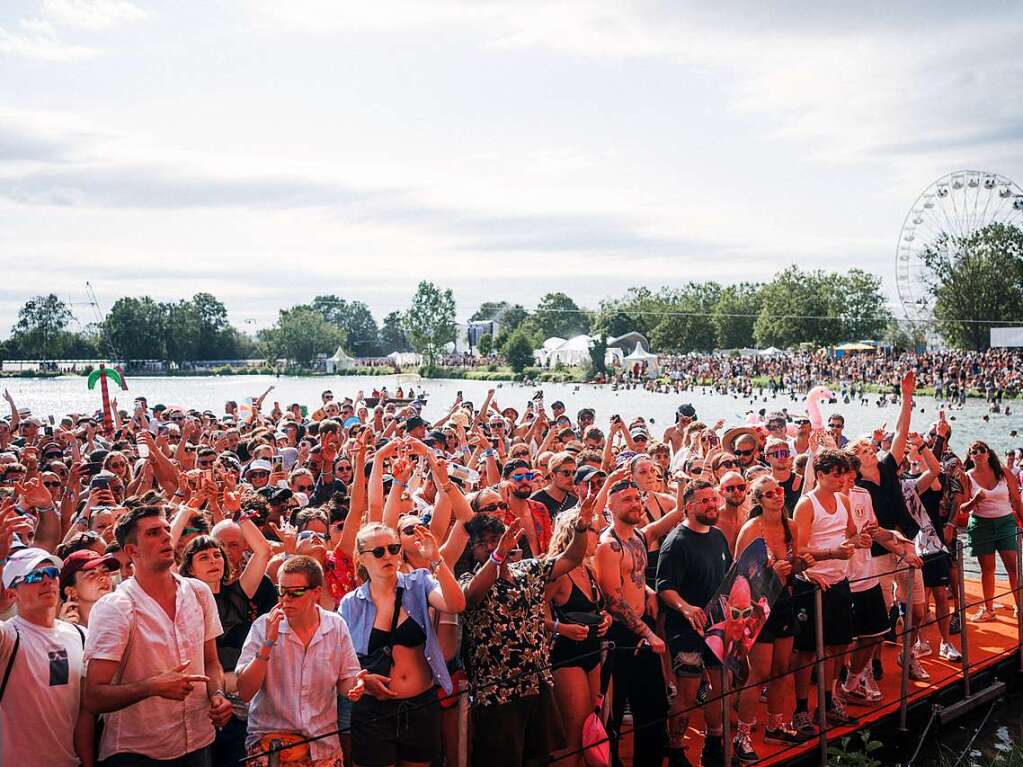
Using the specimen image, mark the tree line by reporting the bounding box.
[3,224,1021,367]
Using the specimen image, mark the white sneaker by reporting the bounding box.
[912,640,932,658]
[863,669,883,701]
[908,657,930,681]
[939,642,962,662]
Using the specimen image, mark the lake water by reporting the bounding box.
[4,374,1020,455]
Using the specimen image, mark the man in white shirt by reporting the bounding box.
[1,546,93,767]
[236,555,364,766]
[84,505,232,766]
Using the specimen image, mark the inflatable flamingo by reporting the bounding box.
[805,385,836,431]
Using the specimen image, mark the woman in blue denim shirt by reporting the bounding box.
[339,523,465,767]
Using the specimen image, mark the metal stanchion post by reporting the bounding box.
[1016,529,1023,673]
[457,678,469,767]
[721,663,732,767]
[814,586,827,767]
[899,564,914,732]
[955,539,971,700]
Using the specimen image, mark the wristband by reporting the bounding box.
[262,639,276,649]
[429,559,442,574]
[393,478,406,489]
[210,689,226,700]
[489,551,505,566]
[552,620,560,637]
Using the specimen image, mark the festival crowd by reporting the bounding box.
[1,373,1022,767]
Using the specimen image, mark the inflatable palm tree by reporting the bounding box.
[87,363,124,436]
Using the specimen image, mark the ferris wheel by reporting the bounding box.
[896,170,1023,323]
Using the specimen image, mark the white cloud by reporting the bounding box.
[41,0,147,30]
[0,18,96,61]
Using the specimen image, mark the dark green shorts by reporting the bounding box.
[967,514,1019,556]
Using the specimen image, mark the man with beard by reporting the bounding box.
[501,460,552,557]
[716,471,748,555]
[85,505,232,765]
[531,452,578,520]
[595,478,683,767]
[657,480,732,767]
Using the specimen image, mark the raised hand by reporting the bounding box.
[496,519,523,557]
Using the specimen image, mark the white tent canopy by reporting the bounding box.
[325,347,355,373]
[623,343,660,377]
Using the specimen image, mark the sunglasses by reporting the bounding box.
[511,472,538,482]
[360,543,402,558]
[197,460,214,468]
[277,585,313,599]
[969,446,988,455]
[248,471,269,478]
[400,524,420,536]
[767,450,790,459]
[767,422,786,431]
[733,449,755,457]
[828,423,843,429]
[43,481,62,488]
[728,605,754,621]
[294,483,314,492]
[478,502,510,513]
[723,483,747,493]
[297,531,326,544]
[716,459,738,469]
[336,466,353,473]
[759,489,782,500]
[17,566,60,586]
[554,468,575,477]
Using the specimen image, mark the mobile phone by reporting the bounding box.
[90,476,110,491]
[44,425,53,436]
[507,548,523,563]
[457,390,462,398]
[137,442,150,459]
[48,415,55,425]
[272,456,283,472]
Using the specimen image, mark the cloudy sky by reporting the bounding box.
[2,1,1021,334]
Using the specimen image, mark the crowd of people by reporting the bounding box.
[650,349,1023,406]
[1,373,1022,767]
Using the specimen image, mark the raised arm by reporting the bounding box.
[890,370,916,465]
[462,520,521,608]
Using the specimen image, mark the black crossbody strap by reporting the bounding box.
[0,627,21,702]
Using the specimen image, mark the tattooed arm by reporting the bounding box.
[594,538,666,654]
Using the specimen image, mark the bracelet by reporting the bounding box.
[393,478,406,489]
[489,551,505,566]
[429,559,442,573]
[209,689,226,700]
[552,620,560,637]
[262,639,276,649]
[440,482,453,493]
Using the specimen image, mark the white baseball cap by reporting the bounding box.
[3,547,62,589]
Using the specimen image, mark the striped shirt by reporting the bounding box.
[238,606,361,762]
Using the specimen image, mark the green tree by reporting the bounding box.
[403,281,456,367]
[309,295,381,356]
[831,269,891,341]
[190,292,234,359]
[104,297,167,363]
[754,266,842,348]
[162,300,201,365]
[10,294,74,359]
[592,287,663,339]
[588,334,608,376]
[259,305,346,366]
[649,282,720,353]
[380,311,410,354]
[477,333,493,356]
[712,283,763,349]
[531,292,589,339]
[921,223,1023,350]
[503,328,535,374]
[470,301,529,332]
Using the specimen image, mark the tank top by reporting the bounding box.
[968,470,1012,520]
[846,488,878,593]
[801,492,850,587]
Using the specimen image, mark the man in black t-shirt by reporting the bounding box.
[530,452,578,521]
[657,480,732,767]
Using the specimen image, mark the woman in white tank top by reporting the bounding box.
[961,440,1023,621]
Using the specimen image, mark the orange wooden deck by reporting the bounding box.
[625,577,1021,766]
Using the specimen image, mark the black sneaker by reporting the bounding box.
[733,733,758,763]
[765,723,807,744]
[950,613,962,635]
[701,735,725,767]
[667,747,693,767]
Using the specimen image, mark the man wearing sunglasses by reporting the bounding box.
[1,547,91,767]
[717,471,748,555]
[85,505,231,765]
[531,452,579,521]
[764,437,802,511]
[501,460,552,557]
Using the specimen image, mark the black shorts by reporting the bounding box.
[351,687,441,766]
[922,552,951,588]
[756,590,796,643]
[472,683,565,767]
[850,584,890,639]
[793,577,854,652]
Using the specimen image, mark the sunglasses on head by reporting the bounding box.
[400,524,421,536]
[360,543,402,558]
[511,471,538,482]
[478,502,510,513]
[16,566,60,586]
[277,585,312,599]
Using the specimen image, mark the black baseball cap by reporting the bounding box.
[501,459,531,479]
[573,465,606,485]
[677,404,696,419]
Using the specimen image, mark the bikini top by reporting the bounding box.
[368,617,426,653]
